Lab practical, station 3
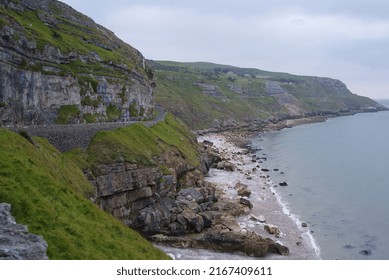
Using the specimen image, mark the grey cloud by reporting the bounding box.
[59,0,389,98]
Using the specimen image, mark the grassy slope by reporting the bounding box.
[150,60,382,130]
[0,128,169,260]
[85,114,199,168]
[152,63,277,129]
[0,6,145,78]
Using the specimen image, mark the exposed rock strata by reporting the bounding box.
[0,0,154,126]
[88,138,290,258]
[0,203,48,260]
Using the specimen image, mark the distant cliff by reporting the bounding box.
[0,0,154,126]
[150,61,386,130]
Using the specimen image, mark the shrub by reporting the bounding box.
[83,113,97,123]
[106,104,121,121]
[129,102,138,117]
[56,105,80,124]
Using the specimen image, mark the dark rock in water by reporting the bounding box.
[273,169,279,171]
[279,182,288,187]
[0,203,48,260]
[301,222,308,228]
[261,168,270,172]
[359,250,372,256]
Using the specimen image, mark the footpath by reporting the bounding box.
[9,106,166,152]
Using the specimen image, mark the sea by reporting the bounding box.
[251,100,389,260]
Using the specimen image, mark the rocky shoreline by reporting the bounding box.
[154,130,319,259]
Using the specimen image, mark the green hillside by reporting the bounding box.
[0,128,169,260]
[0,3,149,80]
[150,60,384,130]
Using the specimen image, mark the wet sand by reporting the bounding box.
[157,133,319,260]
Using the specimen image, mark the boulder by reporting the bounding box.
[0,203,48,260]
[190,215,205,233]
[279,182,288,187]
[222,219,241,232]
[235,182,251,197]
[264,225,282,237]
[224,162,236,172]
[240,197,253,209]
[216,162,225,170]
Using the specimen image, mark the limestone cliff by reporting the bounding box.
[0,0,154,126]
[150,61,387,130]
[81,114,210,236]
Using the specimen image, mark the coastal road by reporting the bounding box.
[9,105,167,152]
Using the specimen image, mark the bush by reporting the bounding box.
[83,113,97,123]
[81,96,100,107]
[106,104,121,121]
[56,105,80,124]
[129,102,138,117]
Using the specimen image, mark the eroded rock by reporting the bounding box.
[0,203,48,260]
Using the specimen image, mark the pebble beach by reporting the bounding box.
[158,132,319,260]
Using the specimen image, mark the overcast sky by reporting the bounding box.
[60,0,389,99]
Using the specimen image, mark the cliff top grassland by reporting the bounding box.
[0,128,169,259]
[0,0,150,79]
[150,60,384,130]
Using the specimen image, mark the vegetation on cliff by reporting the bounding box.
[0,128,169,259]
[84,114,199,169]
[0,0,154,125]
[150,60,384,130]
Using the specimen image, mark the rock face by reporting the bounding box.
[0,203,48,260]
[0,0,154,126]
[89,142,220,237]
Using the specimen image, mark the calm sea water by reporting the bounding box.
[251,100,389,259]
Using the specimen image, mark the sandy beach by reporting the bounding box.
[158,132,319,260]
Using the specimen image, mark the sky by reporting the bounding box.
[60,0,389,99]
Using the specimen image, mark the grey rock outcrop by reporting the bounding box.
[0,203,48,260]
[90,160,217,236]
[150,229,289,258]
